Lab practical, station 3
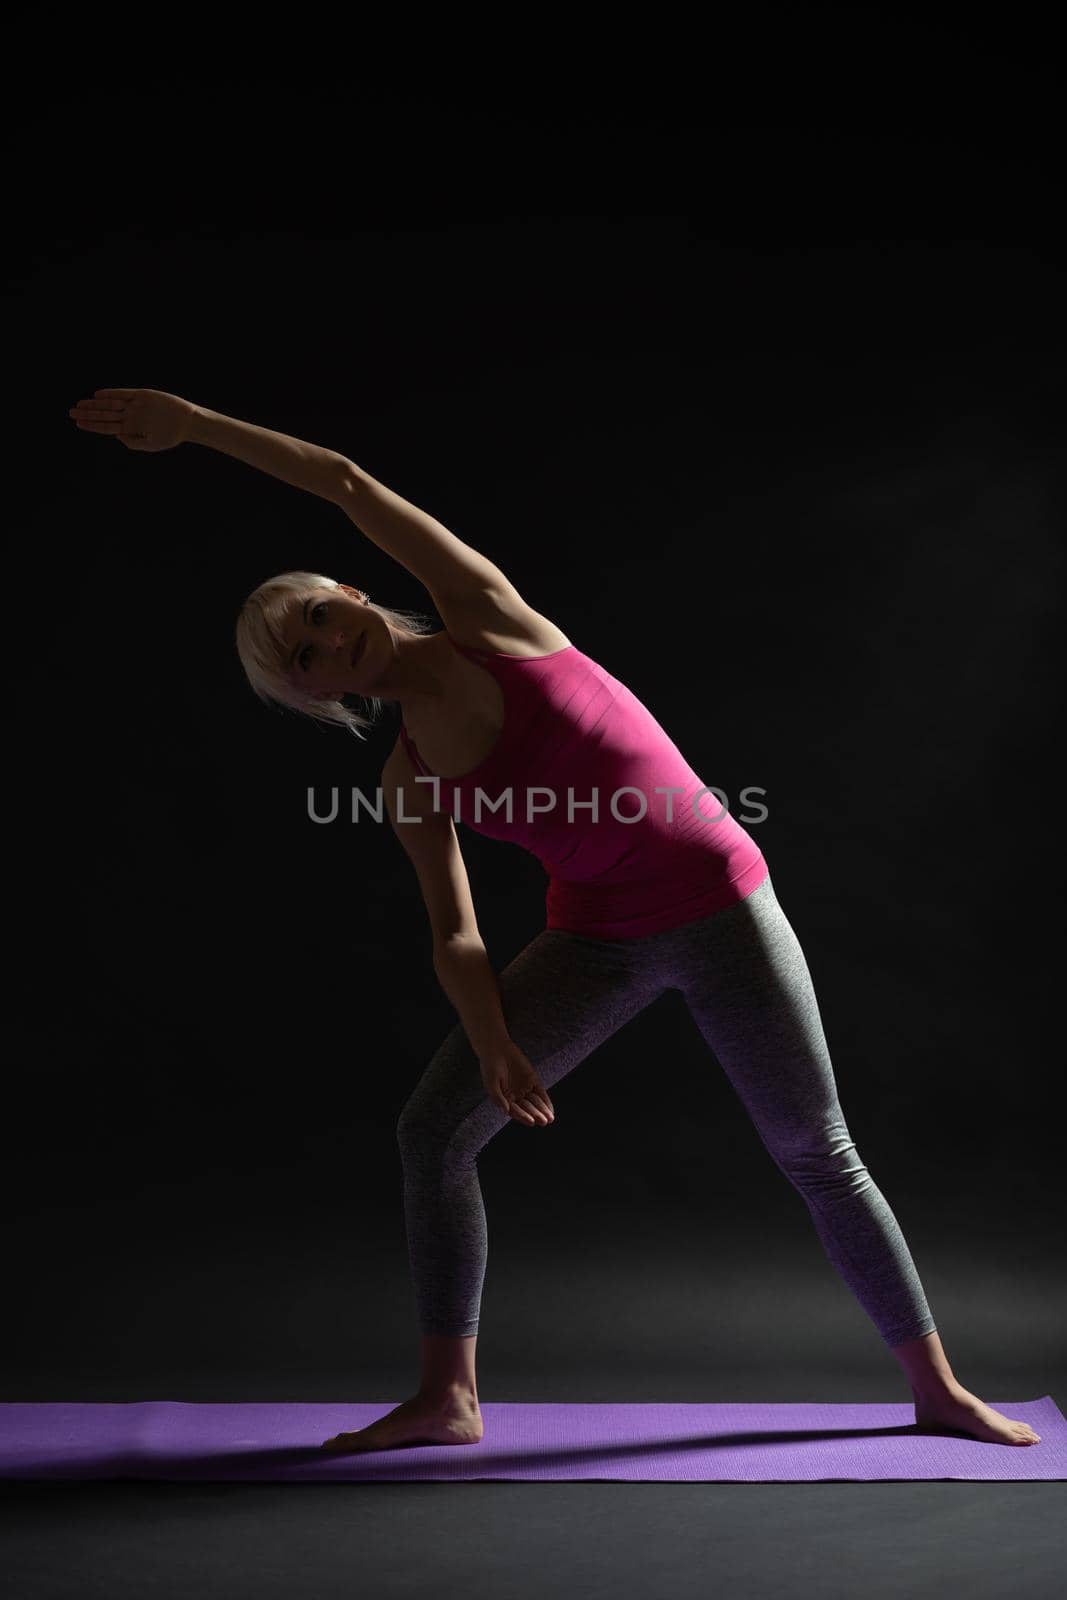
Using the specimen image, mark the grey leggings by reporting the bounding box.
[396,874,937,1349]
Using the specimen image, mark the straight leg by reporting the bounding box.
[670,878,938,1349]
[661,876,1041,1446]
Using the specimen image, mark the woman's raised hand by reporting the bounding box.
[68,387,197,453]
[479,1038,555,1127]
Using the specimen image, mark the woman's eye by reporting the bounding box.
[298,601,327,669]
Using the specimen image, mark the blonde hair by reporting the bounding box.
[235,569,436,739]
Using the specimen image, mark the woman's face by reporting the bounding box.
[281,584,380,700]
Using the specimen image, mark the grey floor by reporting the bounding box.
[3,1478,1064,1599]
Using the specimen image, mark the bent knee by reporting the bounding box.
[776,1142,872,1191]
[396,1094,467,1154]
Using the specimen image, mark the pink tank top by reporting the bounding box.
[398,634,768,940]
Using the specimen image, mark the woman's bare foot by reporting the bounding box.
[912,1383,1041,1446]
[320,1388,483,1454]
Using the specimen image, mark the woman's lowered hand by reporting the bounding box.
[479,1038,555,1127]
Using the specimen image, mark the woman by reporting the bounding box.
[70,386,1040,1453]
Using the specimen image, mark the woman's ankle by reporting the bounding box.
[419,1380,480,1408]
[911,1377,966,1403]
[890,1329,959,1396]
[419,1332,479,1401]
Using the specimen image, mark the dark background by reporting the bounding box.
[4,28,1064,1600]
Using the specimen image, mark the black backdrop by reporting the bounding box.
[6,71,1064,1411]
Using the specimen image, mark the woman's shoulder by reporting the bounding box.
[436,583,572,658]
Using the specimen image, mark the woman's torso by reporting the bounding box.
[398,609,573,781]
[391,599,768,939]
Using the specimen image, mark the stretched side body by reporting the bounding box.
[331,457,569,656]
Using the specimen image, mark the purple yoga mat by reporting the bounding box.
[1,1398,1063,1481]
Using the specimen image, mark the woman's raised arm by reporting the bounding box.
[70,387,513,608]
[69,388,347,494]
[332,459,510,606]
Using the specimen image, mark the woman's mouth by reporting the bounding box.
[351,633,367,668]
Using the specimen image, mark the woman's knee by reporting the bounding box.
[396,1079,454,1153]
[395,1044,485,1156]
[772,1127,871,1192]
[395,1096,428,1150]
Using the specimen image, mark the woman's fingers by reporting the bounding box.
[71,389,137,411]
[69,396,127,431]
[507,1091,537,1125]
[511,1088,554,1124]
